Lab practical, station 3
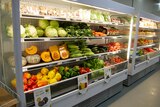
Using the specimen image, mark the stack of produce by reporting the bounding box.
[63,23,92,37]
[90,10,110,22]
[67,43,83,58]
[110,55,125,64]
[106,42,123,52]
[24,45,41,64]
[89,45,107,54]
[38,20,67,37]
[137,48,155,56]
[138,30,156,35]
[59,66,90,79]
[67,41,94,58]
[92,30,106,37]
[81,47,94,56]
[83,58,105,78]
[138,38,153,46]
[7,20,68,38]
[11,67,62,91]
[58,66,80,79]
[107,27,120,36]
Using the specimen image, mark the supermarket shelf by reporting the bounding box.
[22,49,127,71]
[135,50,160,59]
[21,14,130,27]
[130,55,160,75]
[50,69,128,107]
[139,26,159,30]
[24,60,128,94]
[137,43,156,49]
[21,36,128,42]
[138,35,157,38]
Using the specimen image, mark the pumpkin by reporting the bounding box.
[26,54,41,64]
[49,45,60,61]
[59,45,69,59]
[41,51,52,62]
[25,45,38,55]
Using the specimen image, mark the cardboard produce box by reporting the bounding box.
[0,87,18,107]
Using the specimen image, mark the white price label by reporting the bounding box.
[44,38,50,41]
[34,86,51,107]
[104,68,112,83]
[76,58,80,61]
[57,61,62,65]
[78,75,88,94]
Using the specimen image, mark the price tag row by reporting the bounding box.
[78,68,112,94]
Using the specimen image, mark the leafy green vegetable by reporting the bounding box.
[45,26,58,37]
[36,27,44,37]
[39,20,49,29]
[83,58,104,70]
[50,20,59,29]
[25,24,37,37]
[57,27,67,37]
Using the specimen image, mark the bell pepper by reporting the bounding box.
[37,80,48,87]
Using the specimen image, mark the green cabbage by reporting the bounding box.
[45,26,58,37]
[7,25,26,38]
[25,24,37,37]
[6,25,13,37]
[57,27,67,37]
[50,20,59,28]
[39,20,49,29]
[36,27,44,37]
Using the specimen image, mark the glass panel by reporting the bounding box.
[0,0,16,88]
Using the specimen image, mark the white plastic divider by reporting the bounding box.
[51,69,128,107]
[136,43,156,49]
[21,36,129,42]
[147,55,160,67]
[131,55,160,76]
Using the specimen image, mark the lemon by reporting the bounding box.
[11,78,16,88]
[55,73,62,81]
[48,70,56,79]
[41,67,49,75]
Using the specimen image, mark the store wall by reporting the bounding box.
[112,0,133,7]
[113,0,156,14]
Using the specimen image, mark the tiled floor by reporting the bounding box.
[97,66,160,107]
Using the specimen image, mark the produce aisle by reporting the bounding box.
[97,64,160,107]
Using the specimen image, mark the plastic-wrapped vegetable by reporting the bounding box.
[45,26,58,37]
[25,24,37,37]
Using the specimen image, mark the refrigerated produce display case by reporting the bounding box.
[0,0,136,106]
[3,0,160,107]
[126,12,160,86]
